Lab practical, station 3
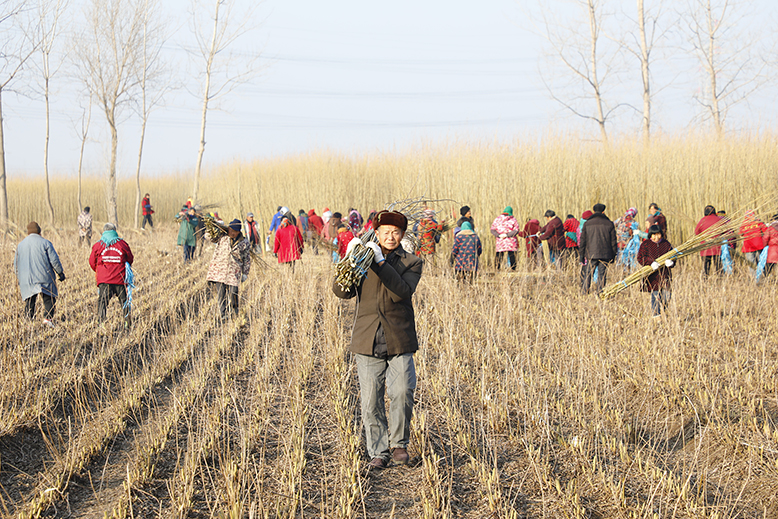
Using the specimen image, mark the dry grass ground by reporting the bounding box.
[1,224,777,518]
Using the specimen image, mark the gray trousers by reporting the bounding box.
[355,352,416,460]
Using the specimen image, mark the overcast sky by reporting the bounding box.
[4,0,777,178]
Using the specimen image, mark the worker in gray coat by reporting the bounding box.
[14,222,65,327]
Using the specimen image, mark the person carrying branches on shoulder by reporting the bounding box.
[637,224,675,317]
[332,210,423,470]
[206,219,251,319]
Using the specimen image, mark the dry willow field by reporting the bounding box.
[2,137,778,518]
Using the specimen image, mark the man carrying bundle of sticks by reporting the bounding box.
[206,219,251,319]
[332,210,423,470]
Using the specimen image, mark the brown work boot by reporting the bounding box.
[367,457,387,470]
[391,447,409,465]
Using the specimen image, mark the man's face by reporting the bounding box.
[466,211,472,218]
[247,216,254,222]
[377,225,404,251]
[650,233,662,243]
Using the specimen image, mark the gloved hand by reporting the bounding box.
[346,237,362,256]
[665,260,674,268]
[651,261,660,271]
[58,272,66,281]
[499,233,507,239]
[241,274,248,283]
[365,242,385,264]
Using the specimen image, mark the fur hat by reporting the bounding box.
[593,203,606,213]
[460,205,470,216]
[374,210,408,232]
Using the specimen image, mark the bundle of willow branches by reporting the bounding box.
[334,229,378,291]
[600,206,762,299]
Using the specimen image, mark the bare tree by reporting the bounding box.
[686,0,767,137]
[132,0,168,230]
[34,0,67,232]
[190,0,260,201]
[0,0,36,234]
[75,0,145,227]
[73,98,90,211]
[532,0,621,143]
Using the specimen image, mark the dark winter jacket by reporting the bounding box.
[538,216,565,251]
[578,213,617,262]
[637,238,674,292]
[332,245,422,356]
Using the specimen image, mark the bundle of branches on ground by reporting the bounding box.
[600,204,771,300]
[334,197,454,291]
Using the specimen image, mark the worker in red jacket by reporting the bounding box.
[739,210,767,271]
[273,215,304,269]
[307,209,325,255]
[693,205,722,277]
[89,223,135,326]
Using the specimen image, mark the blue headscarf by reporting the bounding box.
[100,229,120,246]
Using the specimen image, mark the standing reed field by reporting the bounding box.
[2,135,778,517]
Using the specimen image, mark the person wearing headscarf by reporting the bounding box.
[614,207,638,264]
[322,207,333,226]
[77,206,93,247]
[451,221,482,282]
[562,214,580,265]
[14,222,65,327]
[348,208,364,235]
[89,223,134,327]
[415,208,443,261]
[637,225,675,316]
[332,210,422,469]
[206,219,251,318]
[490,206,520,270]
[274,214,305,268]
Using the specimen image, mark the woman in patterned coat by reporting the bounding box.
[451,221,482,283]
[490,206,520,270]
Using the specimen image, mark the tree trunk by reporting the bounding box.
[0,89,7,235]
[43,77,57,233]
[134,118,146,229]
[706,0,722,137]
[76,106,90,213]
[637,0,651,146]
[192,0,221,202]
[588,0,608,144]
[108,117,119,227]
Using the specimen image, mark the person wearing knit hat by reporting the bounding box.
[637,224,675,316]
[333,209,422,469]
[206,217,251,319]
[89,220,134,328]
[455,205,474,235]
[490,206,520,270]
[14,222,65,327]
[451,220,482,282]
